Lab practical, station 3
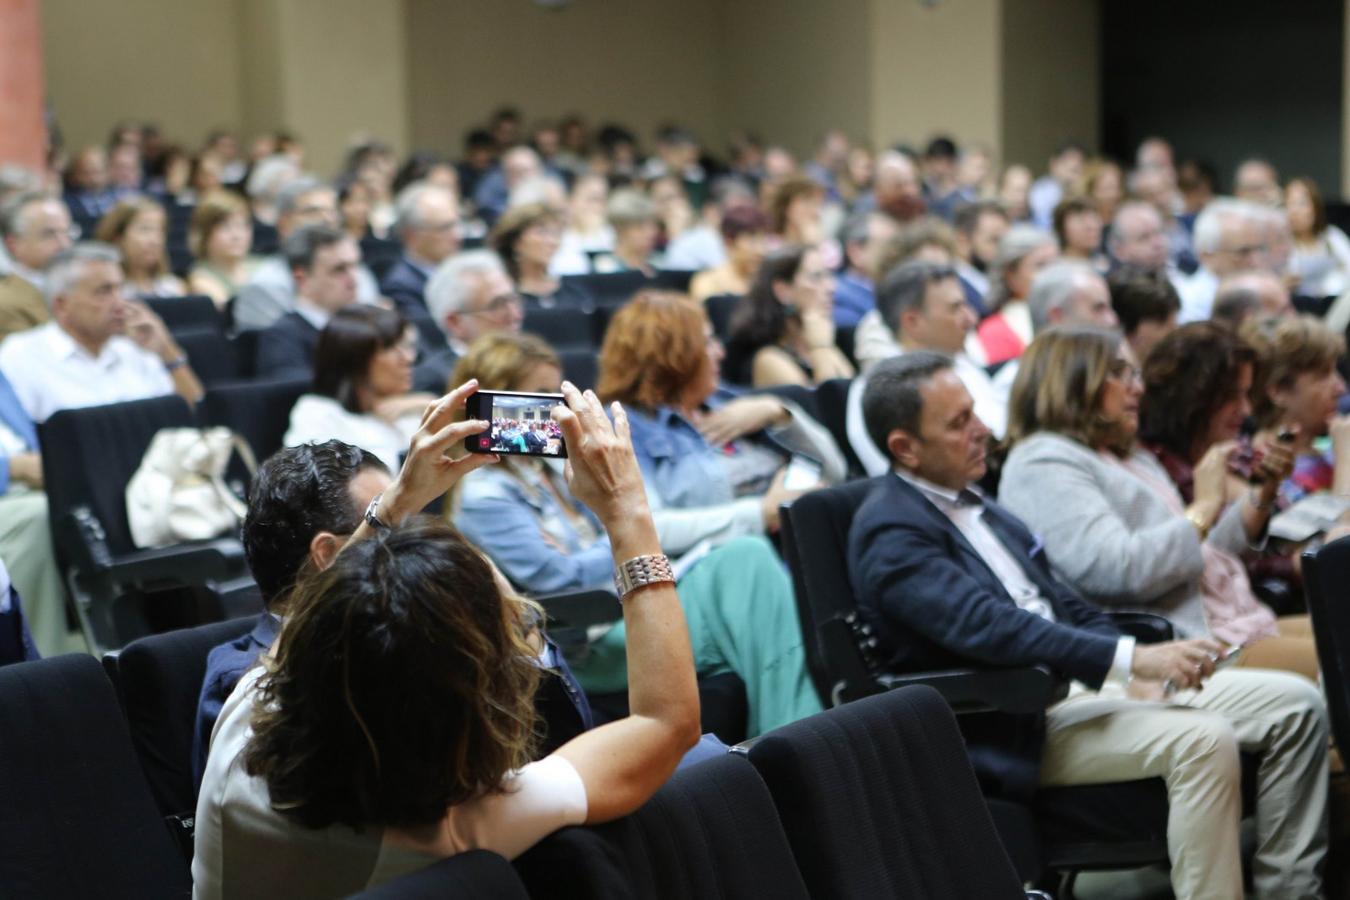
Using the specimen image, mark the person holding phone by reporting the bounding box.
[193,379,702,899]
[451,331,826,737]
[998,325,1317,682]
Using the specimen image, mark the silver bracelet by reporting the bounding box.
[614,553,675,600]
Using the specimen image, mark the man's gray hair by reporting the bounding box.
[607,189,657,228]
[1192,198,1259,256]
[0,190,54,239]
[276,175,331,217]
[861,351,954,459]
[841,211,875,249]
[393,182,454,235]
[1027,260,1097,333]
[1107,200,1159,253]
[425,249,506,329]
[45,242,120,304]
[875,260,958,335]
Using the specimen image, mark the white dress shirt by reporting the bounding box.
[283,394,420,473]
[1176,266,1218,324]
[896,468,1135,687]
[0,322,174,423]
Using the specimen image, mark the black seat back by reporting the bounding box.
[112,616,258,818]
[146,294,223,334]
[352,850,529,899]
[1303,536,1350,751]
[174,327,241,385]
[813,377,864,475]
[746,684,1025,898]
[200,377,311,465]
[523,306,596,350]
[561,271,652,306]
[778,478,884,704]
[514,754,808,899]
[556,348,600,391]
[41,395,198,561]
[704,292,741,342]
[0,654,190,898]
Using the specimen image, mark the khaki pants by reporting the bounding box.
[1041,668,1329,900]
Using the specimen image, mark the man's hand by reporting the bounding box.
[8,452,42,489]
[697,395,790,447]
[377,379,499,522]
[122,300,179,361]
[1131,638,1227,692]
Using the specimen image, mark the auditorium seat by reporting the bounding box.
[704,292,740,342]
[561,271,652,306]
[200,375,311,466]
[813,378,865,476]
[1301,536,1350,751]
[513,754,810,899]
[351,850,529,899]
[744,684,1027,898]
[0,654,191,898]
[174,327,242,385]
[146,294,224,334]
[523,306,596,350]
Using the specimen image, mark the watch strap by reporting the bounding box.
[614,553,675,600]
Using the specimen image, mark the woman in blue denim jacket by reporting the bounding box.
[453,324,836,736]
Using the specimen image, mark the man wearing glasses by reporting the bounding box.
[0,192,75,341]
[413,249,524,393]
[1177,198,1271,324]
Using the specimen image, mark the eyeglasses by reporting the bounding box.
[1108,359,1142,384]
[470,292,523,317]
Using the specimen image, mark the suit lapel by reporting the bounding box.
[888,476,1017,606]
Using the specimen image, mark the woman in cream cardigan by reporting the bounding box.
[997,326,1314,680]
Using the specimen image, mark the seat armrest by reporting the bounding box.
[535,589,620,631]
[877,665,1068,715]
[1106,611,1174,644]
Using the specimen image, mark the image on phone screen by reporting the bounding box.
[464,390,567,458]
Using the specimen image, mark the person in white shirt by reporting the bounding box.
[1177,198,1269,323]
[0,243,202,423]
[193,379,701,899]
[846,260,1007,475]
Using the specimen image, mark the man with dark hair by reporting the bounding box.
[254,225,360,378]
[192,440,390,787]
[921,136,970,222]
[1029,140,1085,230]
[850,353,1328,900]
[951,201,1008,316]
[833,210,899,328]
[1107,265,1180,363]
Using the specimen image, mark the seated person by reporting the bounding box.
[255,225,360,379]
[851,352,1327,900]
[489,203,594,309]
[831,210,900,327]
[413,250,524,393]
[94,196,185,299]
[283,306,433,472]
[0,243,202,423]
[688,203,769,303]
[0,191,72,340]
[232,177,381,331]
[968,225,1057,366]
[723,245,855,387]
[379,182,461,326]
[193,382,701,898]
[592,189,661,276]
[1000,325,1314,682]
[1107,265,1180,364]
[453,332,823,736]
[186,191,256,309]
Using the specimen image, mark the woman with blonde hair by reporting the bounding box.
[186,190,256,307]
[94,196,185,298]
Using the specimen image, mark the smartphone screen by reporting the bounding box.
[464,390,567,458]
[782,455,823,491]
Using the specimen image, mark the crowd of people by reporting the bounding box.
[2,109,1350,898]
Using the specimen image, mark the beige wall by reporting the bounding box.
[869,0,1002,157]
[42,0,245,154]
[716,0,872,157]
[999,0,1099,168]
[405,0,722,157]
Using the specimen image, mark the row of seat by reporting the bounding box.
[0,646,1037,899]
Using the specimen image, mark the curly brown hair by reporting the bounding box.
[768,175,824,236]
[1138,321,1257,460]
[244,519,542,831]
[597,290,708,410]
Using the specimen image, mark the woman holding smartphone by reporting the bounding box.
[997,326,1315,682]
[451,331,826,737]
[194,380,701,899]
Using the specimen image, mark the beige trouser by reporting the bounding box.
[1041,668,1328,900]
[0,490,86,656]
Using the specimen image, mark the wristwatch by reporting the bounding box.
[614,554,675,600]
[364,493,391,531]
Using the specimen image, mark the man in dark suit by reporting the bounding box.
[254,225,359,379]
[848,352,1328,900]
[380,183,461,349]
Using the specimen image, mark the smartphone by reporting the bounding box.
[464,390,567,458]
[1227,430,1264,485]
[783,455,824,491]
[1214,644,1245,670]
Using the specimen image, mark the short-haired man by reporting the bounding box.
[1107,200,1171,273]
[1108,266,1181,363]
[1028,141,1085,230]
[413,250,523,392]
[380,182,462,343]
[254,226,360,379]
[833,211,900,328]
[0,192,73,340]
[952,201,1009,316]
[0,243,201,423]
[920,136,971,223]
[1178,198,1269,323]
[851,353,1328,900]
[869,151,926,223]
[1211,269,1294,330]
[232,176,381,331]
[1234,158,1281,207]
[844,261,1003,474]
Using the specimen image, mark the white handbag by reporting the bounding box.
[126,427,258,549]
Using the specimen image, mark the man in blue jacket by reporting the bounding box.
[848,352,1327,900]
